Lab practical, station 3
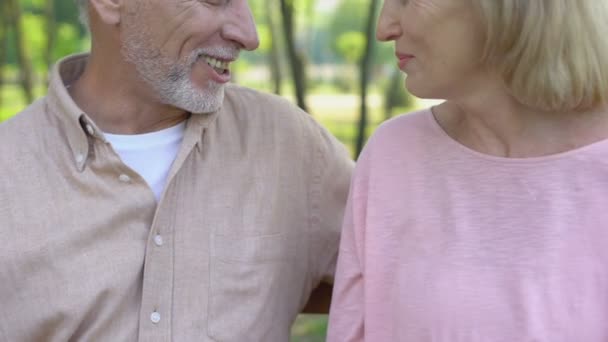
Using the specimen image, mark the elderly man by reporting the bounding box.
[0,0,352,341]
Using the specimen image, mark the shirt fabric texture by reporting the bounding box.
[104,121,186,201]
[0,54,353,342]
[327,109,608,342]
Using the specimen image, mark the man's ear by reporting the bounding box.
[90,0,122,26]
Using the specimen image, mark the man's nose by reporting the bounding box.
[222,0,260,51]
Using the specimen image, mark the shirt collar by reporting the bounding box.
[46,53,224,171]
[46,53,94,171]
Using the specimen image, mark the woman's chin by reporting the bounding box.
[405,78,445,100]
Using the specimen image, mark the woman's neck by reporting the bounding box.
[433,90,608,158]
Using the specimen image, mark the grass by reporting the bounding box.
[291,315,329,342]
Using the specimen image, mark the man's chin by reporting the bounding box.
[159,80,225,114]
[185,91,225,115]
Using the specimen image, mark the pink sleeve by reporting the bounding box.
[327,160,369,341]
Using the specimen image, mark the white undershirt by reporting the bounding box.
[104,122,186,202]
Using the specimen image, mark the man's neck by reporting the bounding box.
[68,53,189,135]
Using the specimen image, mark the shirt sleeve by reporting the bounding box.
[308,121,354,286]
[326,151,369,341]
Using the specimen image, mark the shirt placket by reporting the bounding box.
[137,194,176,342]
[136,118,205,342]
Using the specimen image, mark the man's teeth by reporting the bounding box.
[203,56,230,70]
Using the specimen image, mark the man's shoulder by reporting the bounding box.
[222,84,324,135]
[220,84,351,161]
[0,98,53,195]
[0,98,48,145]
[224,84,308,118]
[0,98,51,162]
[224,84,293,105]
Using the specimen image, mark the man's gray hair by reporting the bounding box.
[76,0,89,28]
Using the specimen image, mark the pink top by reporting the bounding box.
[327,109,608,342]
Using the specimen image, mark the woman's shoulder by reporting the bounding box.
[352,108,440,178]
[364,108,437,152]
[350,108,438,197]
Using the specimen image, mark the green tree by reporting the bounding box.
[355,0,380,157]
[279,0,309,112]
[5,0,34,103]
[44,0,57,80]
[0,2,8,109]
[264,0,284,95]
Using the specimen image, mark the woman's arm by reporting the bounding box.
[327,183,366,341]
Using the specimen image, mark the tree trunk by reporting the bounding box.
[265,0,283,95]
[45,0,57,83]
[279,0,308,112]
[384,69,402,120]
[6,0,34,103]
[355,0,379,158]
[0,11,7,109]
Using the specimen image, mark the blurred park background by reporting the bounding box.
[0,0,435,340]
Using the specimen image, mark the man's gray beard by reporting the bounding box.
[122,31,224,114]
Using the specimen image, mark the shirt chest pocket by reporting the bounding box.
[207,233,297,341]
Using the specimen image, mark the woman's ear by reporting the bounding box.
[89,0,122,26]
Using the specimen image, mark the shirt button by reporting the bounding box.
[150,311,161,324]
[154,234,164,247]
[119,174,131,183]
[75,153,85,164]
[85,124,95,135]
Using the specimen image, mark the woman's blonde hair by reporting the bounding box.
[472,0,608,111]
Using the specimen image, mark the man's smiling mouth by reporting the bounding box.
[200,54,231,74]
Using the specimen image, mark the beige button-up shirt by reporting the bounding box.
[0,54,353,342]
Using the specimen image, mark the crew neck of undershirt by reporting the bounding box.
[103,121,187,149]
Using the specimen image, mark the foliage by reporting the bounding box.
[336,31,366,64]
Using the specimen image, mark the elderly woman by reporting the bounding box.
[327,0,608,341]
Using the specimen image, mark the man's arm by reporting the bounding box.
[304,119,354,314]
